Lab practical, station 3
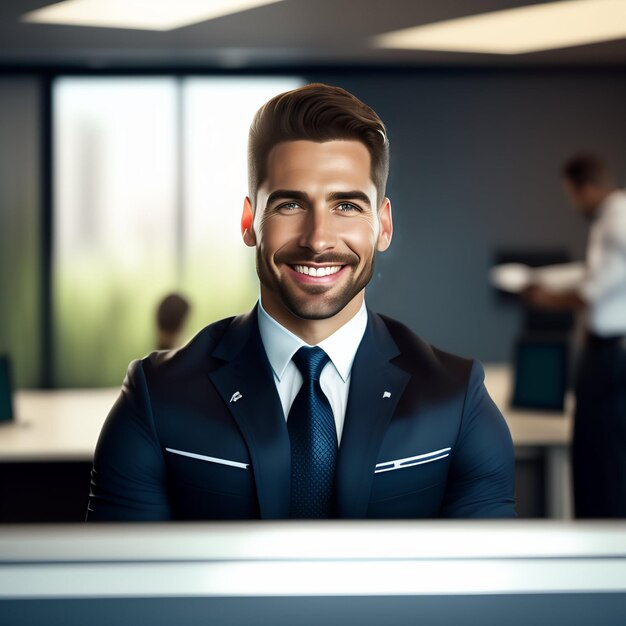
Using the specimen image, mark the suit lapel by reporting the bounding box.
[336,311,411,518]
[208,306,291,519]
[207,306,411,520]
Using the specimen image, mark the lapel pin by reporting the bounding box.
[230,391,243,403]
[383,391,391,399]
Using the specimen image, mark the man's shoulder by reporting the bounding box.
[138,314,241,381]
[605,189,626,220]
[599,191,626,246]
[374,312,475,382]
[613,188,626,204]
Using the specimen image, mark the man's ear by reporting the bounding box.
[376,197,393,252]
[241,196,256,247]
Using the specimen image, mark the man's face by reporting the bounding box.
[243,139,392,321]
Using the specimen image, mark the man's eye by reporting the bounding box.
[280,202,302,211]
[337,202,360,213]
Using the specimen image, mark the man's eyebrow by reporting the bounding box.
[265,189,372,208]
[326,191,372,206]
[265,190,310,207]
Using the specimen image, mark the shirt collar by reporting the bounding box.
[257,298,368,383]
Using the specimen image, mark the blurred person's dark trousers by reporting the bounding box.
[573,332,626,517]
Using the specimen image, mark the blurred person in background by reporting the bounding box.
[524,153,626,517]
[156,293,191,350]
[87,83,515,521]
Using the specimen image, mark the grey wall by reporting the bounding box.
[308,69,626,362]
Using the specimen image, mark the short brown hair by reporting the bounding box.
[247,83,389,209]
[562,153,614,188]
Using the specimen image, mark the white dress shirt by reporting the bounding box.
[257,298,368,446]
[578,189,626,336]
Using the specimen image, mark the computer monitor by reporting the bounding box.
[511,336,569,411]
[0,356,14,423]
[1,521,625,626]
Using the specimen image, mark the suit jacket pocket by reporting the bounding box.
[166,447,250,469]
[165,447,255,498]
[374,447,451,473]
[369,447,451,504]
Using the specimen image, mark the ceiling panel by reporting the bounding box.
[1,0,625,67]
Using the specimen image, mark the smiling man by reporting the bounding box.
[87,83,516,520]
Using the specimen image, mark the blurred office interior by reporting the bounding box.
[0,0,626,523]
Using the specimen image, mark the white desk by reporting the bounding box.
[483,365,573,519]
[0,365,573,517]
[1,388,119,462]
[2,522,626,626]
[1,522,625,598]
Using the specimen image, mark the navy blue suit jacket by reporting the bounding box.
[86,307,516,520]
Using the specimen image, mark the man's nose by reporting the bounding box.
[299,207,337,254]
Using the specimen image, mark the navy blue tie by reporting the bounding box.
[287,346,338,518]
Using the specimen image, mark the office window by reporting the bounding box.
[180,78,304,340]
[0,78,41,388]
[53,76,303,387]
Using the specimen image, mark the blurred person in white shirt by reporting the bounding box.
[524,153,626,518]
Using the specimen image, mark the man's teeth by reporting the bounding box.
[293,265,342,277]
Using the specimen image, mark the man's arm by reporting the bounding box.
[523,205,626,311]
[440,360,517,518]
[521,285,587,311]
[86,359,172,521]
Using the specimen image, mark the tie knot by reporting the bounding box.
[292,346,330,381]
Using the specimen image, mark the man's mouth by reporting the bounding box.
[285,263,349,284]
[292,264,343,277]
